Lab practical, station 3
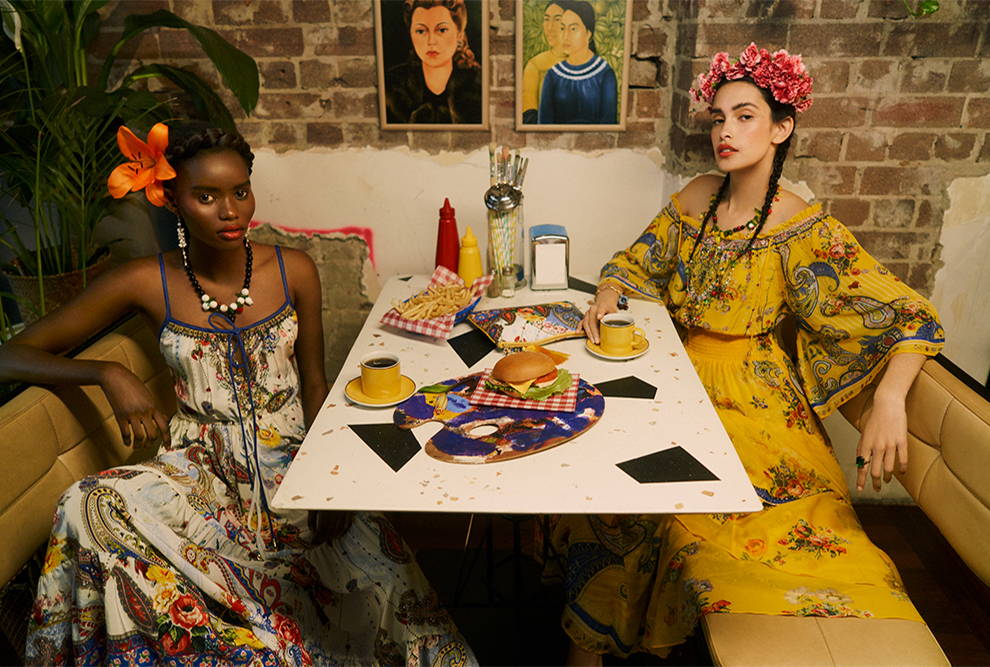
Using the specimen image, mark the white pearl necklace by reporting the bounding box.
[200,287,254,314]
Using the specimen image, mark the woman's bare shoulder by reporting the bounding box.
[677,174,723,218]
[278,247,320,284]
[768,189,812,225]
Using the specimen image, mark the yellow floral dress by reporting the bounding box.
[549,194,945,657]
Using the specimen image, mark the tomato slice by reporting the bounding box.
[534,369,558,385]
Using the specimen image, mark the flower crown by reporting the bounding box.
[107,123,176,208]
[690,43,813,113]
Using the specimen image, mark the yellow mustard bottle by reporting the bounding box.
[457,226,484,286]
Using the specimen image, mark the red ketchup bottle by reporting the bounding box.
[435,197,460,273]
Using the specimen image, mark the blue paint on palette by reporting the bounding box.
[394,373,604,464]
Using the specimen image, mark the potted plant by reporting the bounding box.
[0,0,259,327]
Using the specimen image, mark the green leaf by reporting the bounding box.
[103,9,258,113]
[418,383,452,393]
[122,63,236,130]
[523,368,572,401]
[0,0,23,53]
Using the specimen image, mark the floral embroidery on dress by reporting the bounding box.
[683,578,731,615]
[777,519,849,559]
[782,587,872,617]
[756,456,833,505]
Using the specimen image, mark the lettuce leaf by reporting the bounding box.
[523,368,572,400]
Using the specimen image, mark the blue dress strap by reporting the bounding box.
[157,253,172,319]
[273,246,293,307]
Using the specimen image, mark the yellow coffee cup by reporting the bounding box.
[360,352,401,398]
[599,314,647,356]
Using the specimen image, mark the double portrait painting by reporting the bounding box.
[375,0,631,131]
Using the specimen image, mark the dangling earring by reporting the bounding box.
[176,213,187,250]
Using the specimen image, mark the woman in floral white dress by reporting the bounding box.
[0,121,475,666]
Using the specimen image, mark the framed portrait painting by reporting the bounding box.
[375,0,490,130]
[515,0,631,131]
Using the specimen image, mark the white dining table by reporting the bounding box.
[271,275,760,515]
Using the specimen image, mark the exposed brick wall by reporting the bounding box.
[97,0,990,294]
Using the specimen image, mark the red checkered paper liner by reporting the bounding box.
[469,368,580,412]
[380,266,493,339]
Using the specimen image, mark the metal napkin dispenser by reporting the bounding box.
[529,224,569,290]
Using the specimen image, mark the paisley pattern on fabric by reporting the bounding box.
[27,251,476,666]
[550,197,943,658]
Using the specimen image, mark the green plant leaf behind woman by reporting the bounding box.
[0,0,259,324]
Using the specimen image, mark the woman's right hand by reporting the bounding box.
[581,288,620,345]
[100,362,171,447]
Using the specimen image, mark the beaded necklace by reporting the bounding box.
[180,238,254,322]
[680,189,778,324]
[710,189,780,234]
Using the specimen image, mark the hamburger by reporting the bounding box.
[485,350,572,400]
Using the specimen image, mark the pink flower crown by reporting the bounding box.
[690,43,813,113]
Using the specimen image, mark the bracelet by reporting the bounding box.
[596,283,623,297]
[596,283,628,310]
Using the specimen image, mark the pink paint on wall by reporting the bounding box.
[249,220,376,266]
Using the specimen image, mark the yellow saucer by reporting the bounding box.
[344,375,416,408]
[585,336,650,361]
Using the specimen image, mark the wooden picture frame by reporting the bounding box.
[515,0,631,131]
[375,0,490,130]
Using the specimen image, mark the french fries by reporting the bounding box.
[392,284,473,320]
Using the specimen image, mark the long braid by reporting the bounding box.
[689,174,730,261]
[741,134,792,255]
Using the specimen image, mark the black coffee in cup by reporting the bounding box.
[602,318,633,328]
[363,357,397,369]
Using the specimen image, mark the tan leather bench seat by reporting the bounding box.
[0,317,174,588]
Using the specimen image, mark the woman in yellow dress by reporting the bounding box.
[553,43,946,663]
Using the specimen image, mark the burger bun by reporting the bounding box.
[492,351,556,383]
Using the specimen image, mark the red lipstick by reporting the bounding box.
[717,143,737,158]
[218,226,244,241]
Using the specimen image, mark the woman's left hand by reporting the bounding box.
[855,392,909,492]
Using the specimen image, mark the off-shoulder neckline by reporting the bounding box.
[670,192,825,239]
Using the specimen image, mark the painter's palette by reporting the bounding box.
[394,372,604,464]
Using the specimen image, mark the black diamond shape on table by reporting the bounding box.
[616,446,719,484]
[594,376,657,399]
[398,275,413,281]
[448,328,497,368]
[568,276,597,294]
[349,423,421,472]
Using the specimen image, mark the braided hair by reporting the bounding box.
[690,77,796,260]
[163,121,255,185]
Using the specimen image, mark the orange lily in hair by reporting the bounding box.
[107,123,176,207]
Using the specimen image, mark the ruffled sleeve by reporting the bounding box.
[781,216,945,418]
[598,198,683,304]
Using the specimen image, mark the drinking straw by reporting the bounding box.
[488,143,496,186]
[516,157,529,188]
